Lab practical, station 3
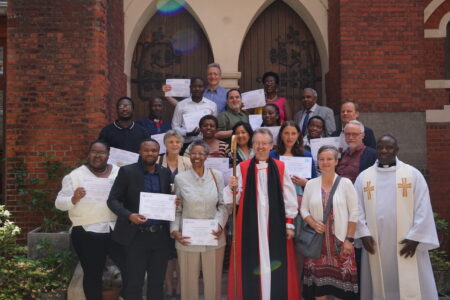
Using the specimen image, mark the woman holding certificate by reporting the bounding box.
[255,71,292,122]
[171,140,229,300]
[158,129,191,297]
[303,116,329,151]
[231,121,254,165]
[55,140,124,300]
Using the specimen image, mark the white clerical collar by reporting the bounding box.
[376,157,401,172]
[257,161,268,169]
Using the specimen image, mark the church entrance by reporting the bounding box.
[130,8,213,121]
[238,1,323,113]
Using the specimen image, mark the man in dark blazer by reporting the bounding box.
[332,99,376,148]
[336,120,377,183]
[107,138,173,300]
[336,119,376,297]
[294,88,336,136]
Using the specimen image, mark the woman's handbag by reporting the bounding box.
[297,176,342,259]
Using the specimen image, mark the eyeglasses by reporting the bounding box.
[118,104,132,109]
[190,152,207,157]
[90,151,108,156]
[344,132,361,137]
[253,142,272,147]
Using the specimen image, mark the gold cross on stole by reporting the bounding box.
[398,178,412,198]
[364,181,374,200]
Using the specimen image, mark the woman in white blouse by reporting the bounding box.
[300,145,359,300]
[171,140,229,300]
[55,140,124,300]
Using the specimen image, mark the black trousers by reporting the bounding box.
[124,227,170,300]
[71,226,126,300]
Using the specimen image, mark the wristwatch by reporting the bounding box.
[345,236,355,243]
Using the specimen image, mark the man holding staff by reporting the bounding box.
[224,128,300,300]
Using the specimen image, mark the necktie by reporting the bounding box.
[301,110,311,135]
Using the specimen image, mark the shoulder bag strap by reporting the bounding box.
[209,168,219,193]
[322,176,341,223]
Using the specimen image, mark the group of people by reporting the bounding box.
[55,63,440,300]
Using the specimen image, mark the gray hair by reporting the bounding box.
[187,140,210,156]
[207,63,222,74]
[344,120,364,133]
[163,129,184,145]
[303,88,318,98]
[318,145,339,160]
[252,127,273,143]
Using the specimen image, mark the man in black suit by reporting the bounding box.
[107,138,173,300]
[332,99,376,148]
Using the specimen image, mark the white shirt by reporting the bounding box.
[171,97,217,143]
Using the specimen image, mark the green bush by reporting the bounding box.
[0,206,76,299]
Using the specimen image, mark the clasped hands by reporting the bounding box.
[361,236,419,258]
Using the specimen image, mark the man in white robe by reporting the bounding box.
[354,135,439,300]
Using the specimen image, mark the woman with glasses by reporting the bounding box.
[171,140,229,300]
[55,140,125,300]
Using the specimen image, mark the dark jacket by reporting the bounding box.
[359,146,377,172]
[332,123,377,149]
[107,163,172,246]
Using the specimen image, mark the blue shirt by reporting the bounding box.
[135,118,171,136]
[140,163,166,226]
[203,85,228,114]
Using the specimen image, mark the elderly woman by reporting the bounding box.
[157,129,191,297]
[254,71,292,122]
[184,115,229,158]
[300,145,359,300]
[171,140,229,300]
[303,116,328,151]
[216,89,249,140]
[55,140,124,300]
[230,121,254,165]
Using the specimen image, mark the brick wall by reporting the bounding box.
[427,123,450,227]
[327,0,448,112]
[5,0,125,237]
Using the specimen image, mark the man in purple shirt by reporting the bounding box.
[337,120,377,183]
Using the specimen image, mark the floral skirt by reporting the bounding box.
[302,213,358,299]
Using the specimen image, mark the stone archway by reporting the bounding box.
[130,8,214,121]
[238,1,322,113]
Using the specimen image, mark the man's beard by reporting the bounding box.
[119,115,133,121]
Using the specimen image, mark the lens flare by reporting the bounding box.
[171,29,200,54]
[156,0,186,16]
[252,260,282,275]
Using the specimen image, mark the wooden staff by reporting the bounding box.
[230,134,238,300]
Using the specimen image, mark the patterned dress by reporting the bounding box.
[302,189,359,299]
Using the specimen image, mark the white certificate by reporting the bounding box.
[151,133,166,154]
[81,177,114,203]
[205,157,229,174]
[249,114,262,130]
[182,218,218,246]
[241,89,266,109]
[165,79,190,98]
[309,137,341,161]
[139,192,176,221]
[265,126,281,145]
[108,147,139,167]
[183,109,211,132]
[279,156,312,178]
